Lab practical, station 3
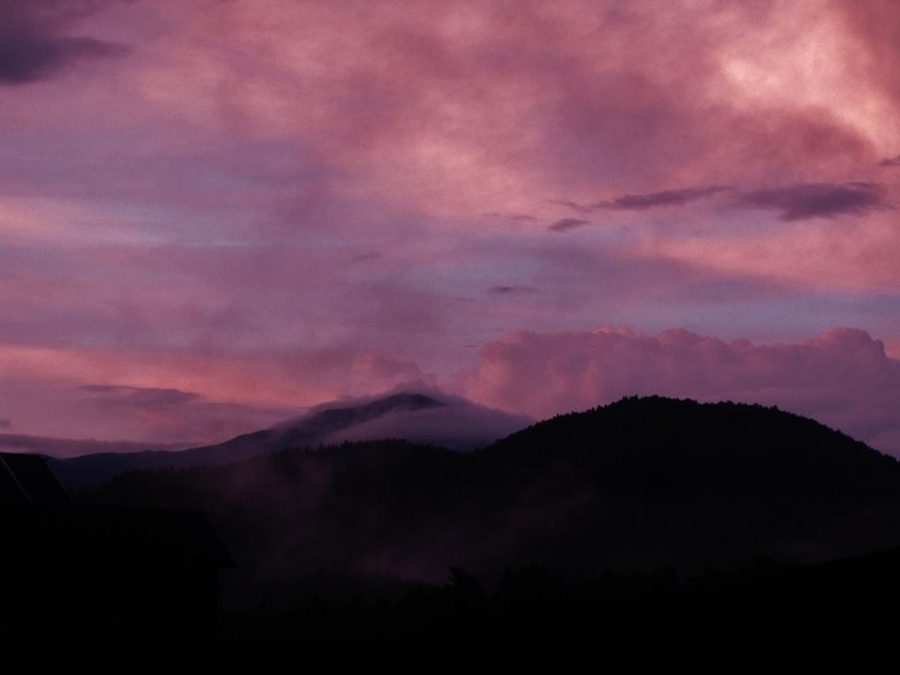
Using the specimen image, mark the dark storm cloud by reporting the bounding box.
[738,182,889,221]
[0,0,125,85]
[879,155,900,167]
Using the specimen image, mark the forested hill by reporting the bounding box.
[83,397,900,589]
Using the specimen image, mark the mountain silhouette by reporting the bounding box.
[51,390,530,489]
[82,396,900,590]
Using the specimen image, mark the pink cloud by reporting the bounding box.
[645,211,900,292]
[0,343,433,444]
[887,337,900,358]
[465,326,900,456]
[2,1,900,447]
[8,0,883,219]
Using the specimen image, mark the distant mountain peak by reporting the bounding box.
[53,388,529,488]
[282,391,446,436]
[87,395,900,585]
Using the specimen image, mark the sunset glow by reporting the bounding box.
[3,0,900,454]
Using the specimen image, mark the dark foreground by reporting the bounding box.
[6,398,900,669]
[4,552,898,670]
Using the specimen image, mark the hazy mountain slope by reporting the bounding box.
[0,434,180,458]
[83,397,900,587]
[52,391,530,489]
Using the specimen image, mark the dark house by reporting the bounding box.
[0,453,233,654]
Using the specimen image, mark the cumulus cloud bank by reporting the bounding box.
[466,326,900,456]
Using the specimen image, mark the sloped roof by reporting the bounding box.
[0,453,69,506]
[0,453,232,569]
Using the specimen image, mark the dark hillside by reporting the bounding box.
[84,397,900,590]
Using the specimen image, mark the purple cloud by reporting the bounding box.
[79,384,201,409]
[0,1,125,85]
[548,218,592,232]
[550,186,731,222]
[593,185,732,211]
[481,212,540,222]
[488,285,538,295]
[738,183,888,221]
[69,383,296,446]
[1,0,900,450]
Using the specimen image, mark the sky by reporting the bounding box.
[2,0,900,455]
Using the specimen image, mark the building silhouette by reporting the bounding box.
[0,452,233,655]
